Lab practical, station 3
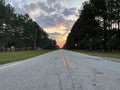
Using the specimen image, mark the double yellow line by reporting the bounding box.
[62,52,74,70]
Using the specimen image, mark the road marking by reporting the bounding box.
[0,63,20,70]
[62,52,74,70]
[66,59,73,70]
[62,53,67,68]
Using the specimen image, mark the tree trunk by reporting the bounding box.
[34,29,37,50]
[103,18,108,52]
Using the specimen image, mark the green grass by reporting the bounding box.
[74,50,120,59]
[0,50,52,64]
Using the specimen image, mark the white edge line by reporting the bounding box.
[0,63,20,70]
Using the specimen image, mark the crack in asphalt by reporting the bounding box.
[54,56,63,90]
[66,64,75,90]
[57,73,63,90]
[93,69,97,88]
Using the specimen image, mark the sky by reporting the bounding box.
[6,0,86,48]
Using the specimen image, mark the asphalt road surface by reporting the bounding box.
[0,50,120,90]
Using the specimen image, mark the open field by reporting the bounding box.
[0,50,52,64]
[73,50,120,59]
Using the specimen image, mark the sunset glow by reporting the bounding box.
[45,23,73,48]
[44,23,72,48]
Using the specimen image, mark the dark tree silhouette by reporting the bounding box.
[0,1,59,52]
[64,0,120,52]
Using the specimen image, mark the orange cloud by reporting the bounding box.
[44,23,66,34]
[55,33,69,48]
[44,22,73,48]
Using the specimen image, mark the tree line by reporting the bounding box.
[0,0,59,52]
[64,0,120,52]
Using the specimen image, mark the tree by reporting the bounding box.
[65,0,120,51]
[0,2,59,52]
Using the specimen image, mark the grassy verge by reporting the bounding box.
[0,50,52,64]
[74,50,120,59]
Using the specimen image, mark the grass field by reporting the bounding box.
[74,50,120,59]
[0,50,52,64]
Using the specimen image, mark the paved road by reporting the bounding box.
[0,50,120,90]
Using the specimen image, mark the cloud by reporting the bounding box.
[44,23,66,34]
[35,14,56,28]
[35,13,68,28]
[7,0,77,27]
[62,8,76,16]
[48,32,61,36]
[5,0,80,47]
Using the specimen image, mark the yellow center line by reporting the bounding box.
[61,52,74,70]
[62,52,67,68]
[66,59,74,70]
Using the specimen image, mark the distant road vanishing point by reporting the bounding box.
[0,50,120,90]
